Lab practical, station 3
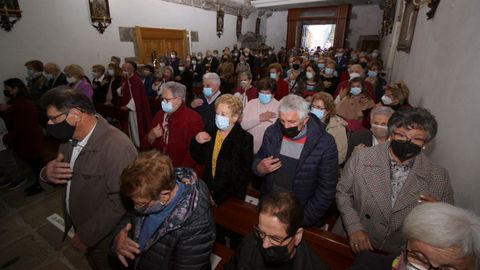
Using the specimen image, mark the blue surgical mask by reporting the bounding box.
[306,85,315,91]
[259,93,272,104]
[45,73,54,80]
[317,63,325,69]
[161,100,173,113]
[270,72,277,80]
[215,114,230,130]
[350,87,362,95]
[203,87,213,97]
[311,108,325,120]
[324,67,334,75]
[367,70,378,77]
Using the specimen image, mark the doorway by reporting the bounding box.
[301,24,336,50]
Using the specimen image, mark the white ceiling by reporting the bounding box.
[251,0,380,10]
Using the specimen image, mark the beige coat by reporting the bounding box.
[335,142,454,254]
[325,115,348,164]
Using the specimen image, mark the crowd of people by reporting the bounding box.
[0,45,479,270]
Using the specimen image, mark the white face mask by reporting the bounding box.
[349,72,361,80]
[66,76,77,84]
[381,95,393,105]
[122,71,130,77]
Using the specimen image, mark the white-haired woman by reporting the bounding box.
[349,202,480,270]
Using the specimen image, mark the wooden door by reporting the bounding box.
[135,27,190,64]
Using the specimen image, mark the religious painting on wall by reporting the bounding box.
[397,1,419,53]
[0,0,22,31]
[216,8,224,38]
[88,0,111,33]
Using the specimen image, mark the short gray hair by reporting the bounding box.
[370,106,394,122]
[203,72,221,86]
[404,203,480,263]
[387,107,438,143]
[278,95,310,120]
[161,81,186,101]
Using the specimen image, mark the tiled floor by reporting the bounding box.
[0,166,92,269]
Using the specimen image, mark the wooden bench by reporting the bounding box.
[212,198,355,270]
[212,242,234,270]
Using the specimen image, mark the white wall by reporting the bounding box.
[0,0,257,94]
[347,5,383,49]
[381,0,480,214]
[265,11,288,50]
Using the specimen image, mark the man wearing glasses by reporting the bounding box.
[144,81,204,173]
[39,88,137,269]
[336,107,454,254]
[225,192,330,270]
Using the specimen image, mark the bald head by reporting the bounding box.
[44,62,61,76]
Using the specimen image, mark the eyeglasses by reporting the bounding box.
[253,225,292,246]
[392,131,426,145]
[161,97,177,102]
[403,247,458,270]
[48,110,70,123]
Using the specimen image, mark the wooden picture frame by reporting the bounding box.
[397,1,419,53]
[0,0,22,31]
[88,0,111,33]
[216,9,224,38]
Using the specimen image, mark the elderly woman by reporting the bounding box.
[233,71,258,106]
[24,60,49,102]
[91,64,109,104]
[112,151,215,269]
[64,64,93,100]
[335,77,375,132]
[105,62,123,106]
[350,203,480,270]
[335,107,454,254]
[217,54,235,93]
[235,55,251,76]
[320,58,340,95]
[190,94,253,205]
[191,72,223,131]
[241,78,280,154]
[296,62,325,100]
[381,82,412,111]
[346,106,395,161]
[364,61,387,102]
[310,92,348,164]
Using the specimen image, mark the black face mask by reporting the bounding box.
[46,119,76,141]
[3,90,13,98]
[390,139,422,162]
[258,239,292,265]
[280,124,300,138]
[292,64,300,70]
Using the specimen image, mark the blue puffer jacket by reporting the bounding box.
[253,115,338,227]
[112,168,216,270]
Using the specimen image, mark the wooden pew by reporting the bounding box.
[212,242,234,270]
[212,198,355,270]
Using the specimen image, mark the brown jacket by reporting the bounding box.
[60,116,137,247]
[335,142,454,254]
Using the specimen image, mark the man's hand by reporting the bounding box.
[44,154,72,184]
[147,124,163,144]
[259,111,276,122]
[256,156,282,175]
[71,234,88,253]
[114,223,140,268]
[349,231,374,254]
[195,132,211,144]
[191,98,204,108]
[323,81,332,88]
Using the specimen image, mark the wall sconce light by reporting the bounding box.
[88,0,112,34]
[0,2,22,32]
[411,0,440,20]
[216,7,224,38]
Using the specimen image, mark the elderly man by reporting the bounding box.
[190,72,222,131]
[253,95,338,227]
[349,202,480,270]
[346,106,395,160]
[44,62,68,90]
[336,107,454,254]
[119,61,152,149]
[225,192,330,270]
[144,82,204,172]
[39,88,137,269]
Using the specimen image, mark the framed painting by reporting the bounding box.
[88,0,111,33]
[397,1,419,53]
[0,0,22,31]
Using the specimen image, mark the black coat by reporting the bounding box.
[346,129,373,161]
[112,172,215,270]
[225,232,331,270]
[190,122,254,204]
